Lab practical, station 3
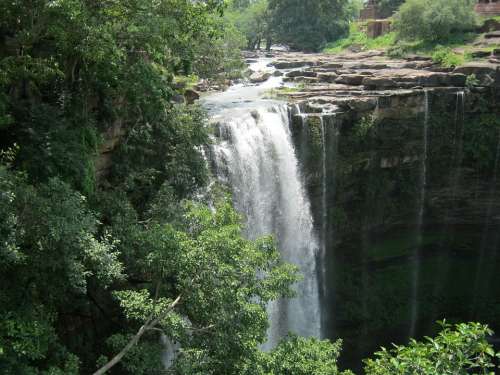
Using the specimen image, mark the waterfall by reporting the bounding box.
[410,90,429,338]
[160,334,180,369]
[320,117,328,298]
[212,104,321,349]
[472,130,500,316]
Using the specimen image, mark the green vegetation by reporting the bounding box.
[393,0,477,42]
[227,0,359,51]
[324,22,396,54]
[365,322,499,374]
[226,0,273,50]
[267,0,355,51]
[1,0,500,373]
[323,0,487,68]
[376,0,405,17]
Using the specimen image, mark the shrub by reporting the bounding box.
[364,322,499,374]
[431,46,465,67]
[393,0,477,42]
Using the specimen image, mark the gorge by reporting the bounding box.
[205,50,500,371]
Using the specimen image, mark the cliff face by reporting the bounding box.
[269,50,500,369]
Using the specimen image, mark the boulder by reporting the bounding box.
[349,62,389,70]
[273,70,284,77]
[273,61,311,69]
[335,74,365,86]
[286,70,317,78]
[470,49,491,59]
[184,89,200,104]
[320,62,344,69]
[485,31,500,39]
[317,72,339,83]
[479,19,500,33]
[249,71,272,83]
[363,76,398,89]
[470,50,492,59]
[347,97,378,112]
[420,73,466,87]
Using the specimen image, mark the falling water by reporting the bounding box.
[212,105,321,349]
[320,117,328,299]
[160,334,180,369]
[410,90,429,338]
[426,90,466,332]
[472,130,500,316]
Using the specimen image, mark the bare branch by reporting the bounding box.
[92,295,182,375]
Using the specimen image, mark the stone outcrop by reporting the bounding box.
[249,71,272,83]
[267,50,498,120]
[454,62,500,87]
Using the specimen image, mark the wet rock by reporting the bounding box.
[485,31,500,39]
[470,50,492,59]
[184,89,200,104]
[349,62,389,70]
[347,97,378,112]
[249,71,272,83]
[420,73,466,87]
[335,74,365,85]
[454,63,500,87]
[273,61,312,69]
[405,55,432,62]
[319,62,344,69]
[286,70,317,78]
[479,19,500,33]
[363,76,398,89]
[317,72,339,83]
[171,93,185,104]
[273,70,284,77]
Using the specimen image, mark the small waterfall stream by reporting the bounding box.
[410,90,430,338]
[320,117,328,299]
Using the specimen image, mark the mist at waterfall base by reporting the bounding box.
[203,60,500,372]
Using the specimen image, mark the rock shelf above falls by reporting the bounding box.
[250,50,500,121]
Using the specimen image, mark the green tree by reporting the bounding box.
[95,200,298,374]
[227,0,274,50]
[376,0,404,17]
[364,322,499,374]
[393,0,477,42]
[264,335,355,375]
[268,0,354,51]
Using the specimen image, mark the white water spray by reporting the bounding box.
[212,105,321,349]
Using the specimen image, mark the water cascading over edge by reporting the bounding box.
[211,104,321,349]
[409,90,430,338]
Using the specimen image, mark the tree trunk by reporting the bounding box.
[266,38,272,51]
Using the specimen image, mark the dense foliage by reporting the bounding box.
[376,0,405,18]
[226,0,359,51]
[393,0,477,41]
[364,322,499,374]
[1,0,500,374]
[268,0,354,51]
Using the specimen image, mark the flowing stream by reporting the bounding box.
[203,59,321,349]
